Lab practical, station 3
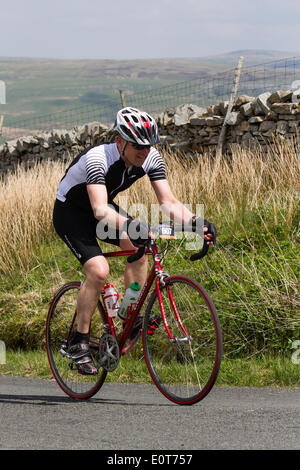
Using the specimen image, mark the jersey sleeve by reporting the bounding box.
[144,149,167,181]
[85,149,107,185]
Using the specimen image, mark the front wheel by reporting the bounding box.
[143,276,222,405]
[46,282,108,399]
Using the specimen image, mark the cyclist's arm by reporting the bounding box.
[151,179,194,223]
[87,184,129,229]
[151,179,213,243]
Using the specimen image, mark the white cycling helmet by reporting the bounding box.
[114,107,160,146]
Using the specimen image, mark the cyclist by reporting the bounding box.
[53,107,216,375]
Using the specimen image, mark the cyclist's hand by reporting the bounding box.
[191,216,218,246]
[124,218,150,248]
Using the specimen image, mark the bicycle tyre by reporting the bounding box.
[46,281,108,399]
[143,275,222,405]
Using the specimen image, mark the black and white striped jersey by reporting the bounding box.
[56,142,166,212]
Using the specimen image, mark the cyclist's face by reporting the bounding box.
[117,137,151,167]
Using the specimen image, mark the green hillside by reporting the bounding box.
[0,57,223,121]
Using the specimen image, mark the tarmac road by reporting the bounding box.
[0,376,299,451]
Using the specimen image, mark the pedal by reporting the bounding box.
[59,340,72,358]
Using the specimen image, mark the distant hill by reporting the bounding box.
[195,49,300,67]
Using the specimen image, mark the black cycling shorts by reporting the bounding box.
[53,199,132,265]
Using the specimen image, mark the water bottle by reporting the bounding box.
[118,282,141,320]
[102,283,120,318]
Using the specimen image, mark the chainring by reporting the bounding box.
[98,333,120,372]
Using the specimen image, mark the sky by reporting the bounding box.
[1,0,300,60]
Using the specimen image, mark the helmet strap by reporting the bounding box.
[121,142,127,157]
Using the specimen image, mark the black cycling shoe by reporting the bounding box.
[69,342,97,376]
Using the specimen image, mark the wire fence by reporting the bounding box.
[0,102,117,144]
[126,56,300,114]
[1,55,300,144]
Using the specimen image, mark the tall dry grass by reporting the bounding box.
[0,160,67,275]
[0,139,299,278]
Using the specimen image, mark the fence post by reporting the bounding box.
[119,90,126,108]
[0,80,6,138]
[0,340,6,364]
[214,56,244,172]
[0,115,3,137]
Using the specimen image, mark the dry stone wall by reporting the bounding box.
[0,123,115,174]
[1,89,300,173]
[156,90,300,152]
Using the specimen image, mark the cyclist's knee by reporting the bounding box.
[83,256,109,285]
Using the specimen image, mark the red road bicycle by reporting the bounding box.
[46,222,222,405]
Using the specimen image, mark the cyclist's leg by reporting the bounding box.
[67,256,109,375]
[76,255,109,334]
[53,199,109,374]
[98,202,148,339]
[120,236,148,289]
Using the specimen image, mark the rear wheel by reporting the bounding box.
[143,276,222,405]
[46,282,108,399]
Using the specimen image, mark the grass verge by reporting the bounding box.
[0,349,299,389]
